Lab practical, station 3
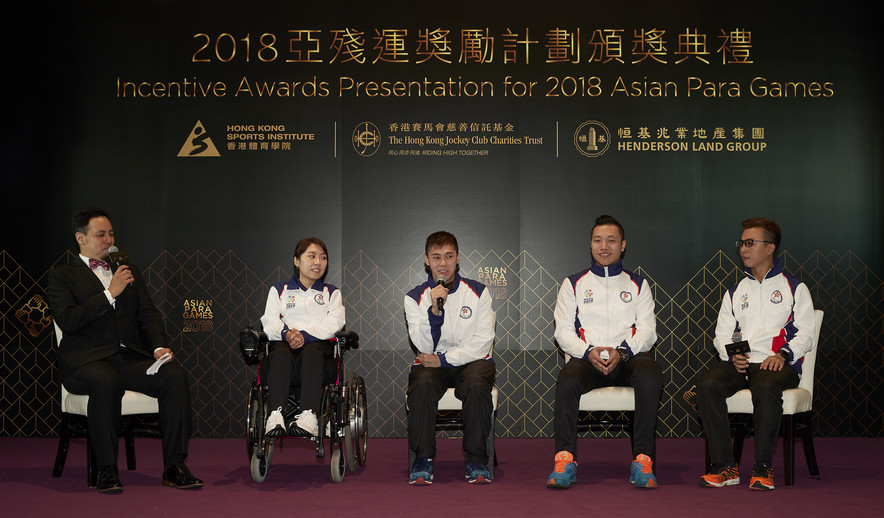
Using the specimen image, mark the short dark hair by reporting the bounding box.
[72,207,110,236]
[424,231,459,255]
[293,237,329,278]
[592,214,625,241]
[741,217,781,253]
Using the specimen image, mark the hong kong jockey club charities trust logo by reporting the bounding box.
[460,306,473,319]
[770,290,783,304]
[352,122,380,156]
[574,120,611,157]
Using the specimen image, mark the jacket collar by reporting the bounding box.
[589,260,624,277]
[742,257,783,281]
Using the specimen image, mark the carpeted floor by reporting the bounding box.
[1,437,880,517]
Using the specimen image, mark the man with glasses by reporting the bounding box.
[697,218,816,491]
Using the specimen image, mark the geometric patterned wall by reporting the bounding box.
[1,248,881,438]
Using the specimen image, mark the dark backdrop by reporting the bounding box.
[2,1,881,439]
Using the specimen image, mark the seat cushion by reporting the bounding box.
[61,386,159,416]
[725,387,812,415]
[577,386,635,411]
[437,386,499,411]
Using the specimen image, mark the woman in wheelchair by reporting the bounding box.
[259,237,345,438]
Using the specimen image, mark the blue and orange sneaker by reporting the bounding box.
[546,451,578,489]
[629,454,657,488]
[749,462,774,491]
[409,457,433,486]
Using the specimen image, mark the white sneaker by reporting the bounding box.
[294,410,319,437]
[265,407,285,437]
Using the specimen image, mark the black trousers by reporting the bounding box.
[264,340,335,414]
[407,359,495,464]
[554,352,663,461]
[62,346,192,469]
[697,360,799,466]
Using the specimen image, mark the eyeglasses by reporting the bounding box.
[735,239,774,248]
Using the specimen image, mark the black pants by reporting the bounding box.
[265,340,335,414]
[554,352,663,461]
[697,360,799,466]
[407,359,495,464]
[63,346,192,469]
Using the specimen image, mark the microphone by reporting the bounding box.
[107,246,134,287]
[436,276,446,312]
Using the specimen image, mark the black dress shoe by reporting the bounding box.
[96,466,123,494]
[162,463,203,489]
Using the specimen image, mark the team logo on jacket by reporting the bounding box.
[286,294,297,310]
[314,293,325,305]
[460,306,472,319]
[770,290,783,304]
[740,293,749,310]
[583,289,593,304]
[620,291,633,303]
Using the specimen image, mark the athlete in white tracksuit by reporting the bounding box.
[697,218,815,490]
[404,231,495,485]
[547,215,662,490]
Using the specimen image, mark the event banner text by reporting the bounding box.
[115,26,835,100]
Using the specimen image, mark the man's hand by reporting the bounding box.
[154,348,172,360]
[286,329,305,349]
[429,284,449,316]
[588,347,620,375]
[108,265,134,298]
[416,353,441,368]
[731,353,750,373]
[760,353,787,371]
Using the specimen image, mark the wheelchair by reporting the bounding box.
[239,325,367,483]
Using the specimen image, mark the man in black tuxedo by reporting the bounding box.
[47,207,202,493]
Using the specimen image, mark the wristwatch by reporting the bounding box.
[617,348,629,364]
[778,349,790,361]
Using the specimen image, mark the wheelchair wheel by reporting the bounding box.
[250,440,274,483]
[350,375,368,466]
[315,385,331,459]
[246,384,264,461]
[343,424,358,472]
[330,446,346,483]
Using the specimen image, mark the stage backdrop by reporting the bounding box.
[1,1,881,439]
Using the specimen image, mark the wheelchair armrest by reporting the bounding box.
[334,330,360,350]
[239,326,268,365]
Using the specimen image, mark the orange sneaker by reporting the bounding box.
[749,462,774,491]
[546,451,578,489]
[698,464,740,487]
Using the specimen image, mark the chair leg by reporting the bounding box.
[86,432,97,488]
[784,415,795,486]
[124,417,137,471]
[704,435,711,473]
[732,424,746,469]
[486,411,496,478]
[798,413,820,477]
[52,413,72,478]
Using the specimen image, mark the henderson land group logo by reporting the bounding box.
[574,120,612,157]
